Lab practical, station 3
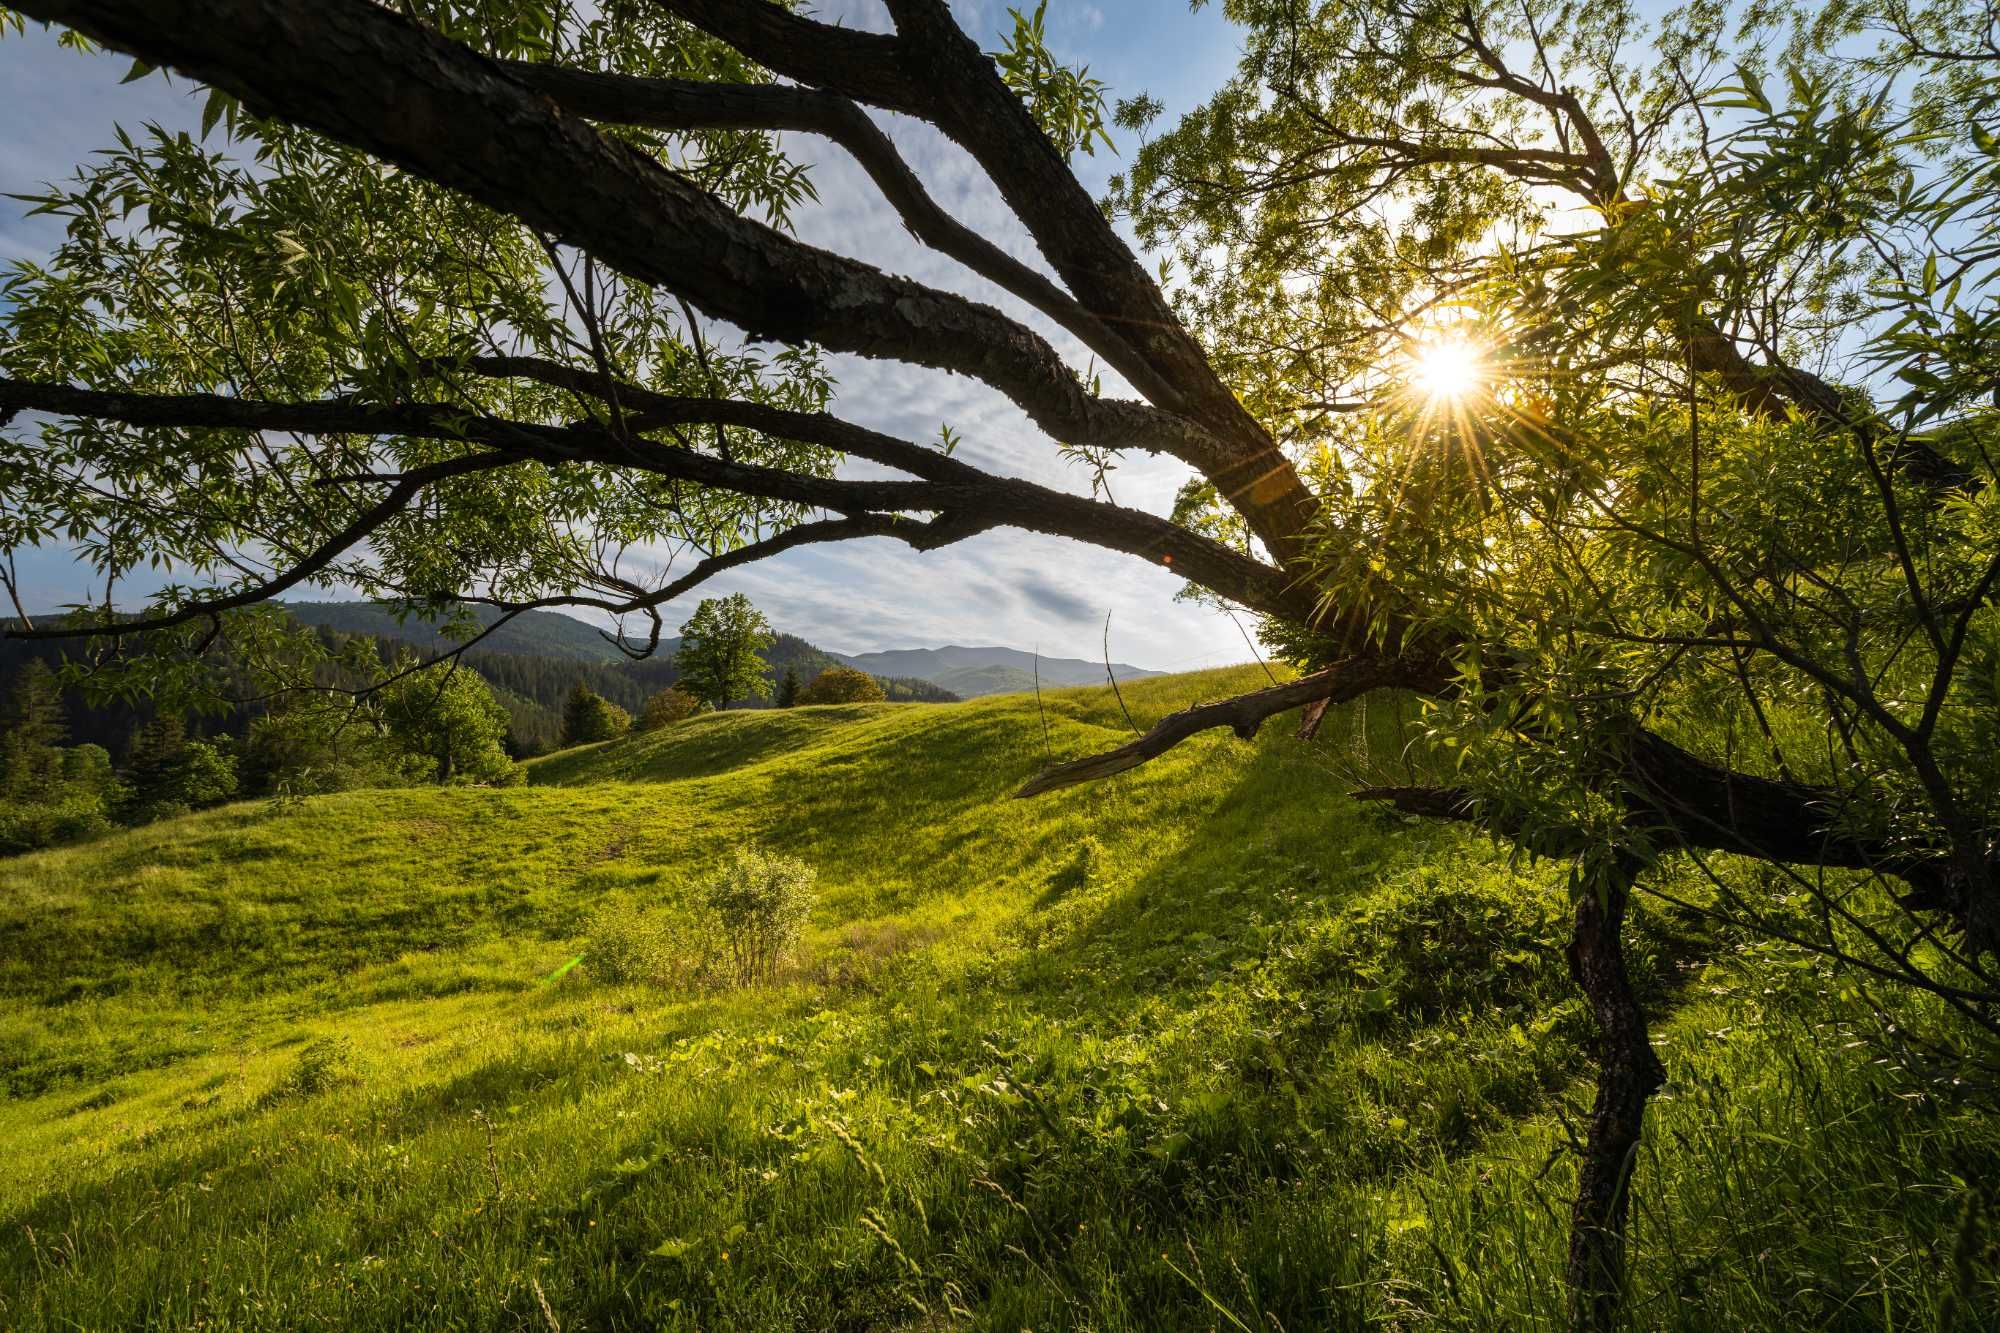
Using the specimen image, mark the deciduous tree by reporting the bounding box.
[382,662,513,783]
[796,665,886,706]
[637,684,700,732]
[3,0,1997,1321]
[674,594,774,711]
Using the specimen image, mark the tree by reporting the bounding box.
[381,662,514,784]
[241,700,418,795]
[0,665,116,852]
[560,681,631,746]
[4,0,1998,1322]
[637,685,700,732]
[796,666,885,706]
[120,715,239,824]
[774,667,799,710]
[674,595,774,711]
[0,660,66,798]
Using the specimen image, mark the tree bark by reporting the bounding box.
[1564,858,1665,1331]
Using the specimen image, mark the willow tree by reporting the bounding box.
[2,0,1997,1324]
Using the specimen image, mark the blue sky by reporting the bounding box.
[0,2,1258,669]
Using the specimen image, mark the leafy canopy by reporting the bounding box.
[674,594,774,712]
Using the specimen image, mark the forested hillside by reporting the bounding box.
[281,600,640,664]
[0,613,955,761]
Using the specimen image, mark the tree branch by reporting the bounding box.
[1014,655,1434,796]
[12,0,1250,488]
[661,0,1323,566]
[0,451,515,641]
[1,375,1315,624]
[496,61,1188,411]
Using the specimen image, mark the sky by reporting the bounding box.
[0,1,1264,670]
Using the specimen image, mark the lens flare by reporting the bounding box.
[1410,338,1484,402]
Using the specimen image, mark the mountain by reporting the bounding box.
[275,609,1165,700]
[830,644,1160,696]
[279,601,638,664]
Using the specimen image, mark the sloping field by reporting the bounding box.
[1,669,1992,1328]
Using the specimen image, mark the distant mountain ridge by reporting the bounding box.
[279,601,640,664]
[828,644,1160,697]
[277,605,1166,700]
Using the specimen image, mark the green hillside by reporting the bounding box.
[930,662,1040,697]
[0,670,1992,1328]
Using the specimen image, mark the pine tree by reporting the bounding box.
[560,680,595,746]
[0,660,67,797]
[775,667,799,709]
[124,713,187,785]
[2,660,67,751]
[559,680,629,746]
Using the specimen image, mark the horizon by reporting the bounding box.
[272,597,1188,673]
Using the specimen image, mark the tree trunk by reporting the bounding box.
[1565,860,1665,1331]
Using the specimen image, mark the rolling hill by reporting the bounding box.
[0,669,1990,1328]
[927,663,1041,697]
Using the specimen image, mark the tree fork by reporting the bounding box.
[1564,855,1665,1331]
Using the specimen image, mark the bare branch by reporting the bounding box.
[1014,655,1432,796]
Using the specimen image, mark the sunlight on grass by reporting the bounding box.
[0,667,1993,1328]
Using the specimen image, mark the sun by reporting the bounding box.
[1409,337,1485,402]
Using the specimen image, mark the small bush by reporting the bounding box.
[706,847,818,984]
[1046,836,1104,896]
[585,900,720,989]
[259,1036,362,1106]
[0,791,114,856]
[797,667,886,705]
[637,686,701,732]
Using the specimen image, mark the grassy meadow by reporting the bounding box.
[1,667,1995,1329]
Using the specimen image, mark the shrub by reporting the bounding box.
[258,1036,362,1106]
[585,899,720,989]
[0,790,114,857]
[636,686,701,733]
[1046,836,1103,897]
[705,847,817,984]
[797,666,885,705]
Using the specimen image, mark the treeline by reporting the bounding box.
[0,620,955,763]
[454,631,953,754]
[0,652,518,856]
[0,595,957,856]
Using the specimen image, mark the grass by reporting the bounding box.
[0,666,1995,1329]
